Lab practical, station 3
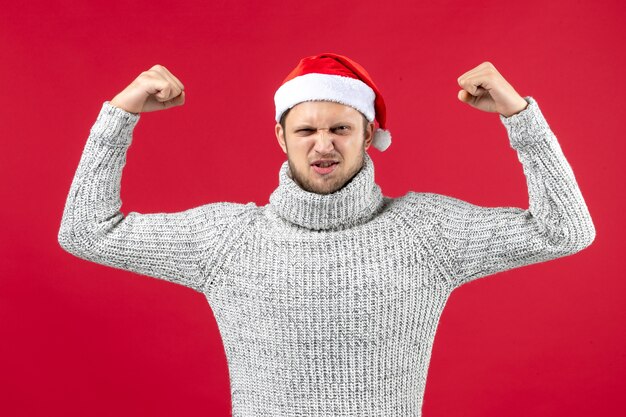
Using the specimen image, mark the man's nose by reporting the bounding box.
[313,130,334,153]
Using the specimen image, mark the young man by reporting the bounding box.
[58,53,595,417]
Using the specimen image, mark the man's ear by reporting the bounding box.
[363,122,375,150]
[275,123,288,154]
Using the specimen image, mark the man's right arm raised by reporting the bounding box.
[57,66,254,294]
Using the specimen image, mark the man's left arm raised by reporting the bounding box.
[404,63,595,288]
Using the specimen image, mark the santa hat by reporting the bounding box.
[274,52,392,152]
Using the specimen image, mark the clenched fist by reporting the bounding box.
[110,64,185,114]
[456,62,528,118]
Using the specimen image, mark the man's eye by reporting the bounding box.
[334,126,349,132]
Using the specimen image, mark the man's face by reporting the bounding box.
[275,101,374,195]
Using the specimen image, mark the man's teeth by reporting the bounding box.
[317,162,335,167]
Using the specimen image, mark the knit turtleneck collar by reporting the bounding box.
[268,152,384,231]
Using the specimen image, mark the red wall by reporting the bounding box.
[1,1,623,416]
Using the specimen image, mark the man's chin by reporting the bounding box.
[302,181,341,195]
[295,175,345,195]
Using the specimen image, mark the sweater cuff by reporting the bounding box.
[499,96,552,150]
[89,101,141,147]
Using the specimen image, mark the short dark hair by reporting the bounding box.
[279,106,371,139]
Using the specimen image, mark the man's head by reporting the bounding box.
[273,53,392,194]
[275,100,375,195]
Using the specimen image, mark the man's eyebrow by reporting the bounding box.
[331,121,355,127]
[292,121,355,130]
[293,124,315,130]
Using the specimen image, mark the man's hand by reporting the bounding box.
[456,62,528,118]
[110,64,185,114]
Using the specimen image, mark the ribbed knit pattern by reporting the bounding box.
[58,96,595,416]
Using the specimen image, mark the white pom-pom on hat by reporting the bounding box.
[372,128,392,152]
[274,52,392,152]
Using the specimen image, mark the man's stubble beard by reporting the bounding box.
[286,147,366,195]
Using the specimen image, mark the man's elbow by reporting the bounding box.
[57,222,90,257]
[574,218,596,251]
[57,225,77,255]
[558,215,597,255]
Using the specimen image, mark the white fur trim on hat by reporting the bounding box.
[274,73,376,122]
[372,128,392,152]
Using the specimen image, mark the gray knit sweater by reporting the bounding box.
[58,96,595,417]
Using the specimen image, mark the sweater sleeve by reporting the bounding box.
[57,101,254,294]
[411,96,596,288]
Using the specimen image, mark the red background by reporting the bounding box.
[1,1,624,416]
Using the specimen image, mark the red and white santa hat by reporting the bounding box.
[274,52,392,152]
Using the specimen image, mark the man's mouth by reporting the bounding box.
[311,160,339,174]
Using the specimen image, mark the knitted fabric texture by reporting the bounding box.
[58,96,595,417]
